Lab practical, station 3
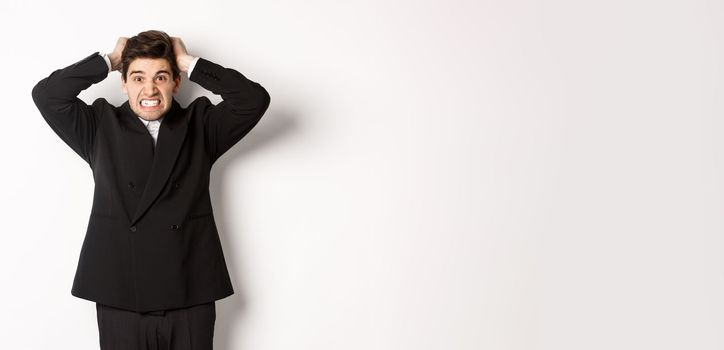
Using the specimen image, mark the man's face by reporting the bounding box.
[121,57,180,121]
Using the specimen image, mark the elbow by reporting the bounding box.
[31,79,48,108]
[31,81,42,105]
[257,85,271,116]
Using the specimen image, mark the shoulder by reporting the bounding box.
[90,97,112,106]
[88,98,124,122]
[186,96,214,112]
[179,97,215,126]
[90,98,114,113]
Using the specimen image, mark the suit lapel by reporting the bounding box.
[130,100,188,225]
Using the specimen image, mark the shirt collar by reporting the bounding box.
[138,116,163,127]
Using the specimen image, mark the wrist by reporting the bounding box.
[177,54,196,73]
[107,52,122,71]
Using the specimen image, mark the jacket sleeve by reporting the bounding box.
[31,52,109,166]
[188,57,271,164]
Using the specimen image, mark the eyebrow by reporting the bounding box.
[129,70,172,76]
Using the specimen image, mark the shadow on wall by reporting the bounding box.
[205,106,297,349]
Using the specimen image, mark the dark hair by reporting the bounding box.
[121,30,179,81]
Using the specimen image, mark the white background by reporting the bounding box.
[2,0,724,349]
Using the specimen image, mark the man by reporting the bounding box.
[31,30,270,349]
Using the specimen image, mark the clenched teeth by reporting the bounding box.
[141,99,160,107]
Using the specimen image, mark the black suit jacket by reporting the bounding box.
[31,52,270,313]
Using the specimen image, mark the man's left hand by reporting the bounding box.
[171,37,195,73]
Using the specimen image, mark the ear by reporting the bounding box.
[172,75,181,94]
[121,76,128,95]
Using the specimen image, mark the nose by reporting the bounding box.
[143,80,159,95]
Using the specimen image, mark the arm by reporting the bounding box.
[172,38,271,164]
[31,38,127,165]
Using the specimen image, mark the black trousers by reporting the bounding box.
[95,302,216,350]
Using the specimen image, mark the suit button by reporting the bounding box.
[171,224,180,231]
[128,182,135,190]
[173,182,180,189]
[130,226,137,232]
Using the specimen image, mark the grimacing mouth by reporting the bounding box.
[140,98,161,107]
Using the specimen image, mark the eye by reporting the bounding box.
[133,76,143,82]
[156,75,167,81]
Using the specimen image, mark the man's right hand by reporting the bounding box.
[107,37,128,72]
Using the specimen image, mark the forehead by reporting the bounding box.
[127,57,172,74]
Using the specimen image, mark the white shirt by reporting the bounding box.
[138,117,163,147]
[99,53,200,147]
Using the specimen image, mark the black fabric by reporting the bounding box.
[31,53,270,312]
[96,302,216,350]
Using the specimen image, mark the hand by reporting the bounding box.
[171,37,195,73]
[107,37,127,72]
